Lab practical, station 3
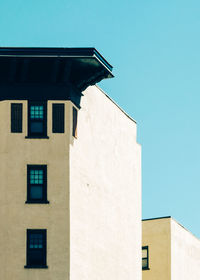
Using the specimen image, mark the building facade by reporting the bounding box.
[142,216,200,280]
[0,48,141,280]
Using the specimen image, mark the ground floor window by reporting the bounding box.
[25,229,47,268]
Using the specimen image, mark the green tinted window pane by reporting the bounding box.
[30,169,44,184]
[29,233,43,249]
[30,186,43,199]
[30,105,44,119]
[30,122,43,133]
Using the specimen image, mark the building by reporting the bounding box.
[142,216,200,280]
[0,47,142,280]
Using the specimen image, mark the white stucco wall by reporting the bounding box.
[69,85,142,280]
[171,218,200,280]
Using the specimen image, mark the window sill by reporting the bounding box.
[25,200,50,204]
[25,136,49,139]
[142,267,150,271]
[24,265,48,269]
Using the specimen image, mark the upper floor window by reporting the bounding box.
[52,103,65,133]
[11,103,23,133]
[25,229,47,268]
[142,246,149,270]
[26,165,48,204]
[28,101,47,138]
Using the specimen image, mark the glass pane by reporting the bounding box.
[30,233,42,239]
[30,169,43,184]
[142,248,147,258]
[29,233,43,249]
[30,186,43,199]
[30,105,44,119]
[28,250,44,265]
[30,121,43,133]
[142,259,148,269]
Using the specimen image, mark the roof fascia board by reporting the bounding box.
[0,47,113,72]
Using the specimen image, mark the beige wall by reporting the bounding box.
[171,218,200,280]
[142,217,171,280]
[69,85,142,280]
[0,100,72,280]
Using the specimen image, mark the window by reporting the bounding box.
[25,229,47,268]
[28,101,47,138]
[72,106,78,138]
[52,103,65,133]
[26,165,48,203]
[142,246,149,270]
[11,103,22,133]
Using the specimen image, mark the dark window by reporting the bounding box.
[142,246,149,270]
[11,103,22,133]
[52,104,65,133]
[25,229,47,268]
[28,101,47,138]
[72,107,78,138]
[26,165,48,203]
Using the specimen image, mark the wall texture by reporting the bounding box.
[69,85,142,280]
[171,218,200,280]
[142,218,171,280]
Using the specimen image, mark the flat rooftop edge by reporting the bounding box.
[142,216,200,241]
[142,216,171,221]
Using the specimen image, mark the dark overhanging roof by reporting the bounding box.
[0,47,114,91]
[0,47,113,73]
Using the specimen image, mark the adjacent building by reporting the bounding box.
[0,47,142,280]
[142,216,200,280]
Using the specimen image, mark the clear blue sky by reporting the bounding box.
[1,0,200,237]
